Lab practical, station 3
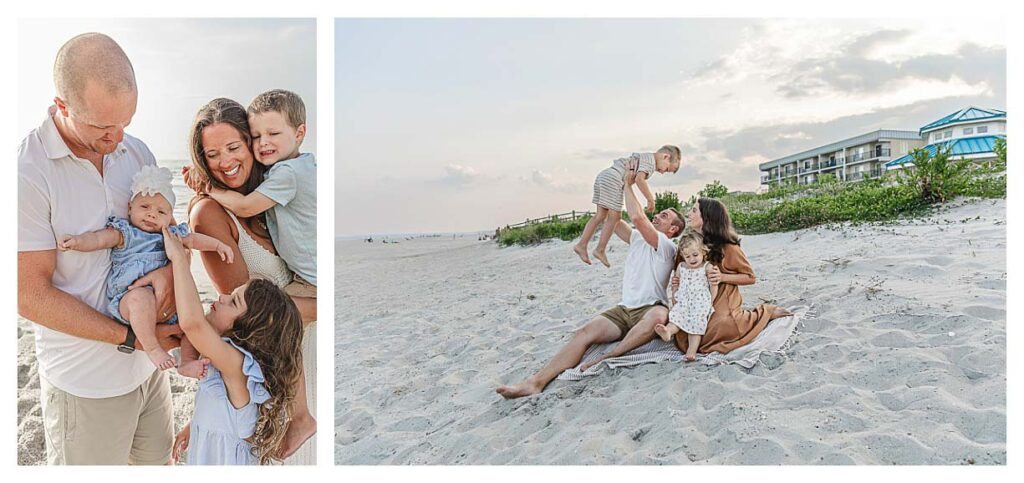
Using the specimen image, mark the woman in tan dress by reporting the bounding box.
[673,198,791,355]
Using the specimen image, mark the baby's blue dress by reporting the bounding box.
[104,217,189,325]
[188,338,272,465]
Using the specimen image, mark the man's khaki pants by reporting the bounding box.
[40,370,173,465]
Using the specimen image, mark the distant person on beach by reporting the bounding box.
[58,166,233,373]
[653,229,718,361]
[498,160,685,398]
[183,97,316,461]
[574,145,681,268]
[18,33,180,464]
[669,198,792,357]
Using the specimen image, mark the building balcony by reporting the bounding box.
[848,168,884,181]
[820,159,838,169]
[798,165,819,174]
[847,148,891,163]
[760,175,770,184]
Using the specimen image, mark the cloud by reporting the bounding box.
[526,169,588,193]
[765,30,1005,99]
[686,21,1003,118]
[438,163,482,187]
[570,147,631,162]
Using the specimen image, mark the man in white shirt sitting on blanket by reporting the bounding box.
[497,161,685,399]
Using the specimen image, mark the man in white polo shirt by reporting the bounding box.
[497,160,686,399]
[18,33,181,465]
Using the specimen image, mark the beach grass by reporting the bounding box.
[497,215,592,246]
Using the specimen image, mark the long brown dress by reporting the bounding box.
[673,243,777,354]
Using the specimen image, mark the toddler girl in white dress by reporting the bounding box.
[655,229,719,361]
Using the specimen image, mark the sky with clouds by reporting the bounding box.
[336,18,1004,236]
[18,18,317,161]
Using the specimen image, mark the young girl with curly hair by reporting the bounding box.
[163,226,304,465]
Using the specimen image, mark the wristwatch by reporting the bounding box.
[117,326,137,354]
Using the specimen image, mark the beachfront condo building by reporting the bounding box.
[758,129,925,187]
[885,107,1006,170]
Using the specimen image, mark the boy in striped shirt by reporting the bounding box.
[574,145,681,267]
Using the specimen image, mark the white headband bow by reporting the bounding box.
[130,165,176,207]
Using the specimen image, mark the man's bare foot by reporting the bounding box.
[177,358,210,379]
[771,306,793,319]
[276,412,316,459]
[654,323,674,342]
[573,244,592,265]
[684,353,697,362]
[592,249,610,268]
[146,347,177,371]
[496,379,544,399]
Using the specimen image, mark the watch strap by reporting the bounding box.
[118,326,137,353]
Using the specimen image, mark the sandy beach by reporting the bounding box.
[335,198,1006,464]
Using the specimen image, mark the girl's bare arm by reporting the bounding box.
[165,227,249,408]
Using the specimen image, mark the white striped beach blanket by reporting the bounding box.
[556,305,809,381]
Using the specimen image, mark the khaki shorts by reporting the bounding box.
[600,303,666,338]
[40,370,173,465]
[284,273,317,298]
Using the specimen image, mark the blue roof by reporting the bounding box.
[919,107,1006,134]
[886,134,1005,167]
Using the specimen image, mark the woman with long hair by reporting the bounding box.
[673,197,791,355]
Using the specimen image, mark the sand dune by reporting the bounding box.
[335,199,1006,464]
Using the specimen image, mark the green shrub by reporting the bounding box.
[994,137,1007,164]
[654,191,682,213]
[497,215,592,246]
[728,180,927,234]
[699,180,729,199]
[897,145,972,203]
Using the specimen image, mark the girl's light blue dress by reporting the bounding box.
[105,216,189,324]
[188,338,271,465]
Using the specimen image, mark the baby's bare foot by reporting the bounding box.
[573,244,592,265]
[592,249,610,268]
[146,347,177,371]
[684,353,697,362]
[654,324,673,342]
[177,358,210,379]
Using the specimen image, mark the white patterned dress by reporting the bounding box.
[668,262,715,335]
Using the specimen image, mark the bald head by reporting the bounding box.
[53,33,136,113]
